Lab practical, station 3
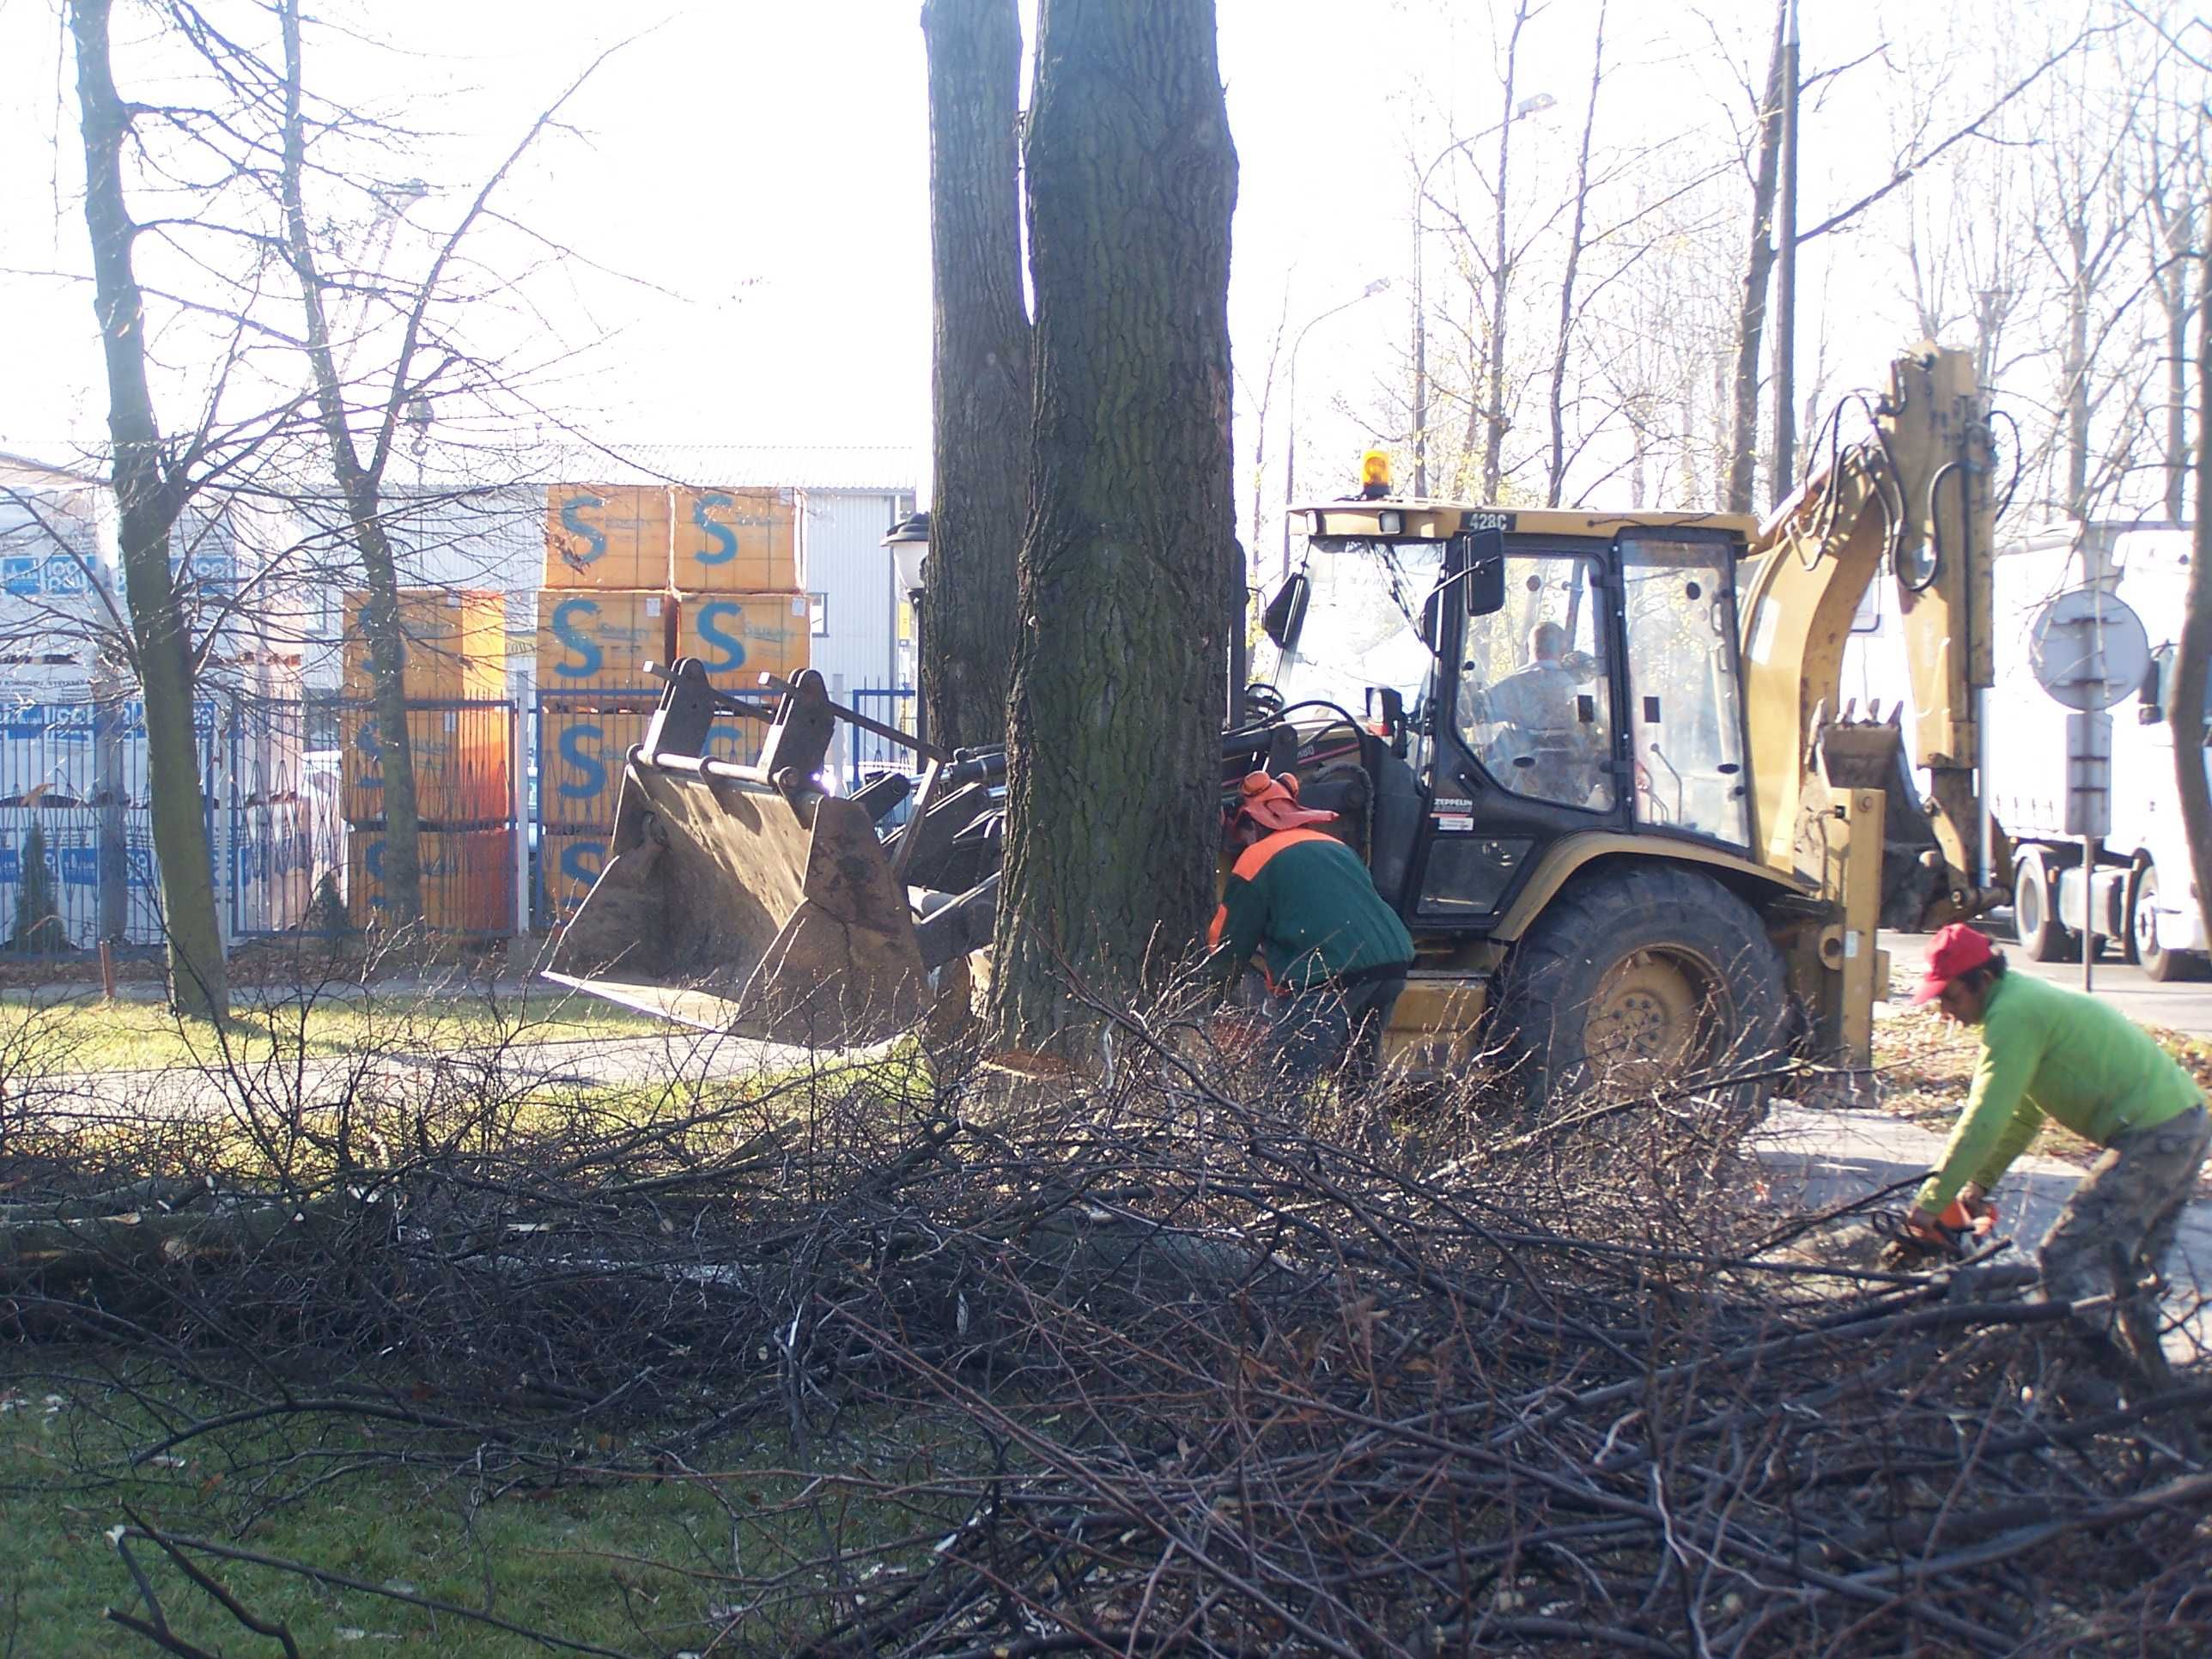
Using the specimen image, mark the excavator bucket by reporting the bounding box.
[546,659,1285,1048]
[544,662,935,1046]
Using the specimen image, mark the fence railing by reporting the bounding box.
[0,688,524,955]
[844,687,917,793]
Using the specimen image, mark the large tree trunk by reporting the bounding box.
[1725,2,1789,515]
[919,0,1032,755]
[278,0,424,929]
[988,0,1239,1048]
[69,0,228,1022]
[2175,253,2212,950]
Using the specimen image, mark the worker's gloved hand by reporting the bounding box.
[1900,1206,1965,1256]
[1940,1191,1998,1239]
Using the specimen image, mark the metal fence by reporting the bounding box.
[0,687,523,954]
[845,687,917,793]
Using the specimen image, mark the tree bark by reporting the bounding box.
[1726,2,1789,515]
[68,0,228,1021]
[920,0,1031,754]
[277,0,424,928]
[988,0,1239,1048]
[2174,248,2212,949]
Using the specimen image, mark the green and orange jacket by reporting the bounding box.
[1205,829,1413,994]
[1917,971,2205,1212]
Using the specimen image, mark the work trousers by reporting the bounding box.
[1264,974,1407,1102]
[2037,1100,2210,1377]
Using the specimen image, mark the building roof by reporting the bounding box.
[493,441,921,494]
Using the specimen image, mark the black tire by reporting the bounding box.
[2012,848,2077,963]
[1492,865,1789,1111]
[2129,866,2197,982]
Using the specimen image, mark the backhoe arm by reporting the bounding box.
[1741,345,2000,927]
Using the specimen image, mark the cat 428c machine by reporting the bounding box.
[547,346,2002,1098]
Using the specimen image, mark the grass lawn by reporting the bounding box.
[0,990,667,1076]
[0,1366,957,1657]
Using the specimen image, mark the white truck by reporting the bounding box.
[1977,524,2204,980]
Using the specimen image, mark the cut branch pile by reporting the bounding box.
[2,997,2206,1657]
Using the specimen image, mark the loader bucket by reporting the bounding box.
[544,665,929,1047]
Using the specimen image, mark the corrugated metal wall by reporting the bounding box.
[800,489,912,703]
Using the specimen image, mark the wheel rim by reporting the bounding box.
[1585,946,1729,1088]
[2134,872,2160,961]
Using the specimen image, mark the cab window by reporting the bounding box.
[1455,554,1613,811]
[1621,536,1751,845]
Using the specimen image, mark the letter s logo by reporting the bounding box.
[558,494,608,567]
[560,840,605,887]
[695,600,745,672]
[691,492,737,566]
[556,723,605,800]
[550,598,602,680]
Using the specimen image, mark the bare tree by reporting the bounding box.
[1725,2,1789,516]
[1545,3,1608,508]
[65,0,232,1019]
[270,0,614,929]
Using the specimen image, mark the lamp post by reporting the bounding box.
[1410,92,1554,499]
[1279,277,1392,580]
[882,510,930,753]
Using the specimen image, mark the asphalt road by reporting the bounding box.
[1881,930,2212,1035]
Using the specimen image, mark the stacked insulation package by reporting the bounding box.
[341,589,514,932]
[537,486,807,927]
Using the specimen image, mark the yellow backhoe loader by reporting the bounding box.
[546,345,2005,1096]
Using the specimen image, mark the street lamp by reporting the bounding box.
[1410,92,1555,498]
[882,510,930,750]
[1279,276,1392,580]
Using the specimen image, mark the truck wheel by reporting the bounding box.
[2128,866,2193,982]
[1493,866,1788,1113]
[2012,848,2077,963]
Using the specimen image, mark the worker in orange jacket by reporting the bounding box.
[1206,772,1414,1097]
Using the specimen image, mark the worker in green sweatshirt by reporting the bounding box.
[1206,771,1414,1097]
[1905,923,2209,1389]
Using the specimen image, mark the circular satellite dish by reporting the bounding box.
[2028,587,2150,712]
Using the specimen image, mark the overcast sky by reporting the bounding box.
[0,0,2099,514]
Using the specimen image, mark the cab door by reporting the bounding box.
[1615,529,1754,848]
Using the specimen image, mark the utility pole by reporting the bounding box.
[1771,0,1802,507]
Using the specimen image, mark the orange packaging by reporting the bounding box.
[535,591,671,694]
[671,488,800,593]
[341,589,506,702]
[674,592,809,691]
[346,825,514,933]
[544,486,672,591]
[340,704,512,825]
[540,827,610,929]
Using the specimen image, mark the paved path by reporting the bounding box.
[1756,1102,2209,1362]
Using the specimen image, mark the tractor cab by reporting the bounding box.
[1256,465,1765,939]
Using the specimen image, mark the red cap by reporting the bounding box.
[1233,771,1337,832]
[1913,923,1996,1006]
